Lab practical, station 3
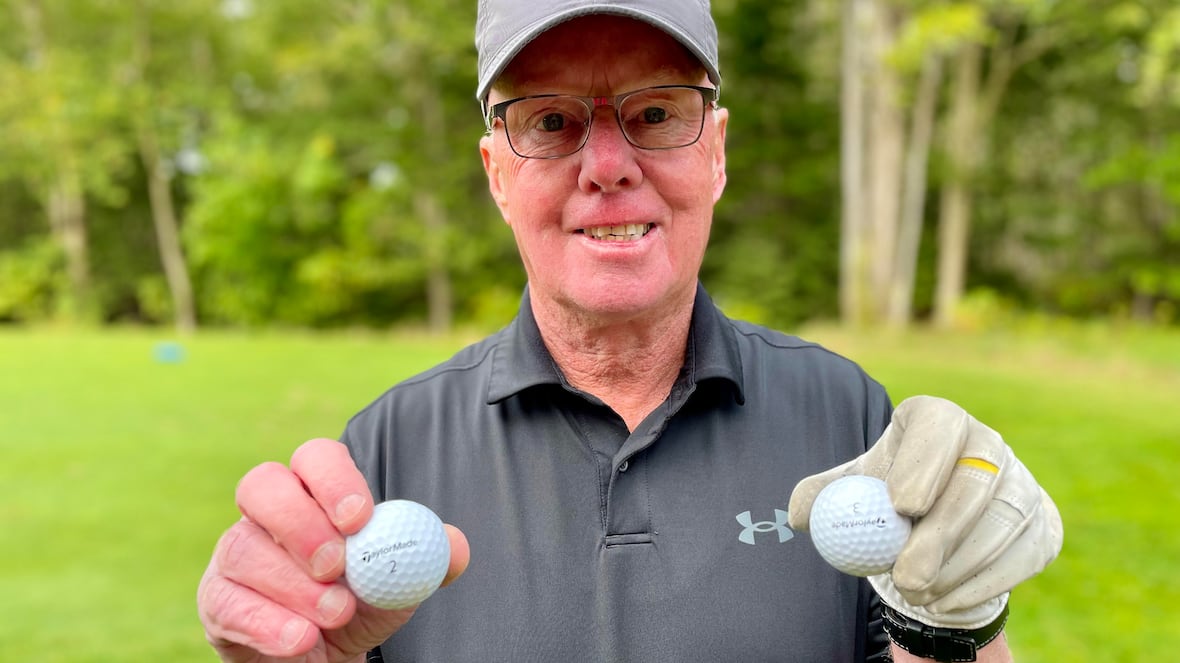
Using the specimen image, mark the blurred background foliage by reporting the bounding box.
[0,0,1177,332]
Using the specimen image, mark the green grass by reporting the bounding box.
[1,322,1177,662]
[0,328,463,662]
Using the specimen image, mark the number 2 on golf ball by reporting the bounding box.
[345,499,451,610]
[808,475,911,577]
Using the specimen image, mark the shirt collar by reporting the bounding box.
[487,284,745,404]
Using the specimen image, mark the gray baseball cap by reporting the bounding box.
[475,0,721,102]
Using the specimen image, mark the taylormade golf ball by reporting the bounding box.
[345,499,450,610]
[809,475,911,577]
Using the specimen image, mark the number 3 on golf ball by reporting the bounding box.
[808,475,911,577]
[345,500,451,610]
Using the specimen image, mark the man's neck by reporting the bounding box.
[530,291,694,432]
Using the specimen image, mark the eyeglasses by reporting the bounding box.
[485,85,719,159]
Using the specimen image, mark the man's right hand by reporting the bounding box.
[197,438,470,662]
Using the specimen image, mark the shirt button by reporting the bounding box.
[618,460,630,473]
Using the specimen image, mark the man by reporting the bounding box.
[197,2,1063,661]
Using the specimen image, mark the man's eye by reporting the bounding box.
[641,107,668,123]
[540,113,566,131]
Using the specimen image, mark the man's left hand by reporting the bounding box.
[787,395,1064,630]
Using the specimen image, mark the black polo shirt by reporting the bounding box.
[344,284,893,662]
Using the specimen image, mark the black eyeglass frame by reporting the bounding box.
[484,84,720,159]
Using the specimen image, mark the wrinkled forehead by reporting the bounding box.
[491,15,708,100]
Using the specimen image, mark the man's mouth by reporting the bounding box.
[579,224,653,242]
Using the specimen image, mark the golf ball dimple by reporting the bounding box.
[809,475,911,577]
[345,499,450,610]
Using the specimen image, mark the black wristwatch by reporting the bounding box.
[881,603,1009,662]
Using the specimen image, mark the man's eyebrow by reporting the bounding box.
[648,63,707,84]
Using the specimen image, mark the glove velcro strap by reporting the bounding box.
[881,602,1009,662]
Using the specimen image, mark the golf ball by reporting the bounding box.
[808,475,911,577]
[345,499,450,610]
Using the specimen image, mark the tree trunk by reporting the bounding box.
[47,167,95,321]
[137,124,198,332]
[839,0,868,325]
[865,1,905,320]
[888,53,942,327]
[416,86,453,334]
[931,27,1054,328]
[934,44,981,328]
[130,4,197,332]
[413,189,453,333]
[21,0,95,321]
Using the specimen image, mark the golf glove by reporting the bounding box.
[788,395,1064,630]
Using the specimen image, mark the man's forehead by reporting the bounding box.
[494,15,705,97]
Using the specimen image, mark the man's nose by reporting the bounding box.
[578,107,642,194]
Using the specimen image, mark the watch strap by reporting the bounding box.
[881,602,1009,662]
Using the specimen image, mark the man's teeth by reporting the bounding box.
[584,224,652,241]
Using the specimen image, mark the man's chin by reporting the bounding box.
[555,282,688,323]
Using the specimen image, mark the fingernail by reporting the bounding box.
[279,618,309,651]
[311,541,344,578]
[317,585,351,622]
[335,493,366,525]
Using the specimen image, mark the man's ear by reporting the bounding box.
[480,134,512,224]
[710,106,728,204]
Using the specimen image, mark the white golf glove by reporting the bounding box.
[788,395,1064,630]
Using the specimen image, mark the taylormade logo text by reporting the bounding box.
[361,540,418,564]
[829,516,890,529]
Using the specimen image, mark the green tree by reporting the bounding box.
[1,0,1177,330]
[0,0,131,322]
[708,0,845,327]
[183,0,506,328]
[983,0,1180,321]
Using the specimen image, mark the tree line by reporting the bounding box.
[1,0,1177,331]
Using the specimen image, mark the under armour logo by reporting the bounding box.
[736,510,794,545]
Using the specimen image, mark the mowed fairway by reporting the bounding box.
[1,322,1177,662]
[0,329,462,662]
